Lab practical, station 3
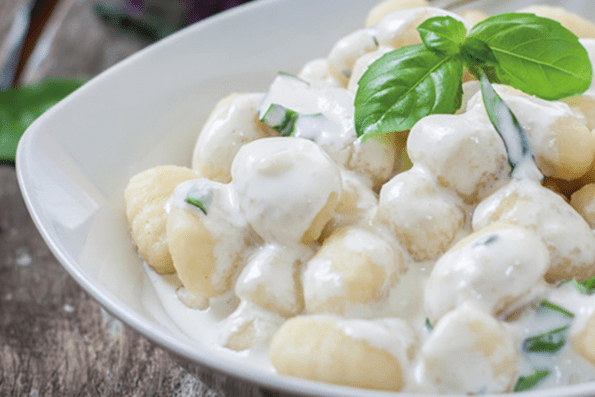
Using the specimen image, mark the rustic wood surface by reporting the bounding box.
[0,1,261,395]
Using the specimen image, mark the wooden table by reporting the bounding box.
[0,1,250,395]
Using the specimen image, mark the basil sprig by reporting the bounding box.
[355,13,592,139]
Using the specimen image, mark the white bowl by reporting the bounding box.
[16,0,595,396]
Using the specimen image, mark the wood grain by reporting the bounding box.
[0,166,207,396]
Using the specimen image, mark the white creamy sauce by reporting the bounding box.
[131,3,595,395]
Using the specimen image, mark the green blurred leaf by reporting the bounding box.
[0,79,86,162]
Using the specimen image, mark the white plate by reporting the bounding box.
[16,0,595,396]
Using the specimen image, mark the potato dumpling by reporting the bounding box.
[562,95,595,131]
[327,28,379,86]
[235,243,312,318]
[517,5,595,38]
[570,296,595,366]
[319,170,378,240]
[124,165,198,274]
[459,9,489,26]
[297,58,343,88]
[424,224,550,324]
[466,85,595,181]
[166,179,251,298]
[473,179,595,282]
[365,0,429,27]
[269,315,414,391]
[407,112,509,203]
[303,227,404,317]
[231,137,342,245]
[375,166,466,261]
[221,301,285,351]
[192,93,275,183]
[419,305,518,394]
[375,7,469,50]
[348,130,401,190]
[571,183,595,228]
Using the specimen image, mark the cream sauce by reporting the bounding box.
[136,3,595,395]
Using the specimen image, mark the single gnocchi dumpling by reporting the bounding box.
[231,137,342,245]
[235,243,313,318]
[517,5,595,38]
[348,131,401,190]
[407,111,509,203]
[297,58,344,88]
[375,166,466,261]
[419,304,518,394]
[166,179,252,298]
[124,165,198,274]
[375,7,470,50]
[569,295,595,366]
[458,9,489,26]
[562,95,595,131]
[473,178,595,282]
[424,224,550,324]
[466,85,595,181]
[319,169,378,240]
[269,315,415,391]
[327,28,379,86]
[571,183,595,228]
[221,300,285,351]
[303,227,404,317]
[365,0,429,27]
[192,93,275,183]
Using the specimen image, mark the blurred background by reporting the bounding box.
[0,1,253,395]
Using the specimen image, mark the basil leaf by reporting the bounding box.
[0,79,86,162]
[468,13,592,100]
[523,325,569,353]
[540,300,574,318]
[513,369,550,392]
[417,16,467,56]
[354,45,463,138]
[479,72,533,172]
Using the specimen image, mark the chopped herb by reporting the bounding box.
[425,318,433,330]
[513,369,550,392]
[583,276,595,292]
[522,325,569,353]
[185,190,213,215]
[260,103,299,136]
[540,300,574,319]
[560,277,595,295]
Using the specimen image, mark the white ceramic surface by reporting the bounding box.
[15,0,595,396]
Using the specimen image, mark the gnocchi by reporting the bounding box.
[123,1,595,394]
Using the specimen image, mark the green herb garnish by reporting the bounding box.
[354,13,592,139]
[185,190,213,215]
[522,325,569,353]
[540,300,574,319]
[0,79,86,163]
[425,318,433,330]
[478,71,533,172]
[513,369,550,392]
[564,276,595,294]
[260,103,299,136]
